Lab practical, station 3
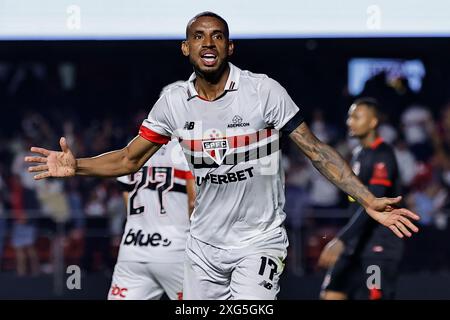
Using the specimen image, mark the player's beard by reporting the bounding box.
[190,56,229,84]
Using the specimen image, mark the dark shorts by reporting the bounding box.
[321,255,400,300]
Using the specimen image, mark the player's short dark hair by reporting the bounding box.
[186,11,229,39]
[353,97,380,119]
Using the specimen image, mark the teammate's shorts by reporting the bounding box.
[183,228,288,300]
[321,255,401,300]
[108,261,184,300]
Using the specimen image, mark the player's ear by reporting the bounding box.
[227,40,234,56]
[181,40,189,57]
[371,117,379,130]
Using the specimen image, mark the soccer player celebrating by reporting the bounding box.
[319,98,405,300]
[109,139,195,300]
[25,12,419,300]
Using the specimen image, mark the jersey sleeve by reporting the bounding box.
[258,77,304,134]
[140,94,174,145]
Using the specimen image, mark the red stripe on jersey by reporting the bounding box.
[369,178,392,187]
[174,169,194,180]
[370,137,384,150]
[180,129,274,151]
[139,125,170,144]
[370,162,389,187]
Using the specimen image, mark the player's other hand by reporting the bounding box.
[24,137,76,180]
[317,238,344,269]
[365,196,420,238]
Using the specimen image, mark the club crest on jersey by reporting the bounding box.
[202,129,229,165]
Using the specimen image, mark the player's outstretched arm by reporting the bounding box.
[289,122,420,238]
[25,135,161,180]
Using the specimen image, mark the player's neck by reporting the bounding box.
[194,65,230,101]
[360,131,378,148]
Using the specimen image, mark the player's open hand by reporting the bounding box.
[365,196,420,238]
[24,137,76,180]
[317,238,344,269]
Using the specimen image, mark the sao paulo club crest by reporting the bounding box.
[202,128,229,165]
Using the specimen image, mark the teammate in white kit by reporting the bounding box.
[108,139,195,300]
[26,12,420,300]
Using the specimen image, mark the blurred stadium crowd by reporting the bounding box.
[0,57,449,278]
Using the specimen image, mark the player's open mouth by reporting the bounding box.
[200,53,217,66]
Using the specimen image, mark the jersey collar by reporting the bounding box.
[370,137,384,149]
[186,62,240,100]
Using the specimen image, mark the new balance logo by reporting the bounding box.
[184,121,195,130]
[258,280,273,290]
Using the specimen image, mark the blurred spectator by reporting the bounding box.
[284,157,311,230]
[377,112,398,144]
[67,179,85,236]
[307,162,341,210]
[394,139,418,188]
[401,104,435,162]
[405,177,448,272]
[106,185,126,249]
[310,109,336,144]
[360,71,404,124]
[433,102,450,189]
[9,175,40,276]
[37,179,70,225]
[82,183,112,272]
[0,174,7,270]
[11,136,41,191]
[406,179,448,228]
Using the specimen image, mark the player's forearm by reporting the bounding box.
[76,136,161,178]
[76,148,141,177]
[290,123,375,208]
[310,142,375,208]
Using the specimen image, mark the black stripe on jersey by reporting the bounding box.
[187,89,193,100]
[280,111,304,134]
[190,154,219,169]
[145,182,187,194]
[118,181,135,192]
[190,139,280,169]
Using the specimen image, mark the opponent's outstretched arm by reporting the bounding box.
[25,135,161,179]
[289,122,419,238]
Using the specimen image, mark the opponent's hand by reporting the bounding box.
[318,238,344,269]
[24,137,76,180]
[365,196,420,238]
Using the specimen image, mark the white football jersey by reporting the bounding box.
[116,139,193,262]
[139,63,303,249]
